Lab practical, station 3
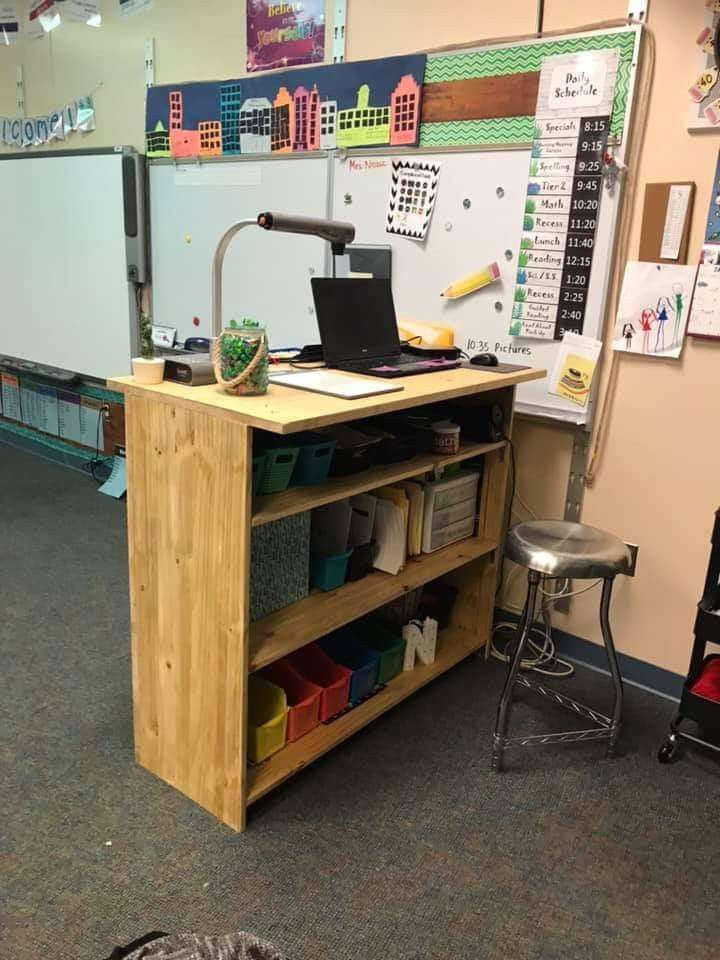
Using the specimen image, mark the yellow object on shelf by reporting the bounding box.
[248,675,288,762]
[441,262,501,300]
[397,318,455,347]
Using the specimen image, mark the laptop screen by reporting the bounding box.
[311,278,401,364]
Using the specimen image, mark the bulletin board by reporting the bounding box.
[147,25,643,424]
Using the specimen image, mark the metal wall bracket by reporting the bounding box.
[332,0,347,63]
[145,38,156,88]
[554,427,591,612]
[627,0,649,23]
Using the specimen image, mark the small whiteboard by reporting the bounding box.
[149,154,331,349]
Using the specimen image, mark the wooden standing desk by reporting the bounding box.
[109,366,544,831]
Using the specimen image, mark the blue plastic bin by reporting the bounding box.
[310,548,353,591]
[319,631,380,703]
[292,433,337,486]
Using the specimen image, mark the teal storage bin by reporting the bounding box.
[319,632,379,703]
[250,512,310,621]
[310,548,353,591]
[361,620,406,684]
[252,454,267,495]
[292,433,337,486]
[259,445,300,494]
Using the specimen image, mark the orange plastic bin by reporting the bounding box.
[263,658,323,742]
[287,643,352,722]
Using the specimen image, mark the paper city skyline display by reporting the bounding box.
[145,54,426,160]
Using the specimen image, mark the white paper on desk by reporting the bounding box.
[98,456,127,499]
[660,185,692,261]
[269,370,402,399]
[371,498,407,575]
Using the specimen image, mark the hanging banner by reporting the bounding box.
[246,0,325,73]
[145,54,426,160]
[0,94,95,148]
[28,0,60,37]
[118,0,152,17]
[56,0,101,26]
[0,2,19,43]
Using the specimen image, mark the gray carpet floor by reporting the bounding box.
[2,444,720,960]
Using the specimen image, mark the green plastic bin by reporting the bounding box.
[361,620,406,684]
[252,454,267,495]
[259,445,300,494]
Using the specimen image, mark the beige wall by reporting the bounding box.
[0,0,716,675]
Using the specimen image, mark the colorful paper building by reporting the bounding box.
[145,55,426,161]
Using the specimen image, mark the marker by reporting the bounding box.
[441,261,501,299]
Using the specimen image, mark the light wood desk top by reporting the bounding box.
[108,365,545,434]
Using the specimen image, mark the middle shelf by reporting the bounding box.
[248,534,497,672]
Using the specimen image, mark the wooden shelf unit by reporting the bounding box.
[252,440,505,527]
[109,365,544,831]
[247,625,481,804]
[249,536,497,672]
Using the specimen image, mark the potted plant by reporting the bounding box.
[213,318,268,396]
[132,310,165,384]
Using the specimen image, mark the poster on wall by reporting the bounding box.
[55,0,101,26]
[688,244,720,339]
[145,54,426,160]
[509,48,618,342]
[688,3,720,129]
[386,160,440,241]
[612,261,697,359]
[246,0,325,73]
[0,2,19,43]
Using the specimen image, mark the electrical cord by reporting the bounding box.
[81,402,111,485]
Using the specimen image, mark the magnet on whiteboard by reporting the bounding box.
[445,221,453,232]
[184,234,192,244]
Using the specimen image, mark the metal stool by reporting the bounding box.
[492,520,635,771]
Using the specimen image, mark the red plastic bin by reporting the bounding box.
[287,643,352,721]
[262,658,323,742]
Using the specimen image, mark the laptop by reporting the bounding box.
[310,278,461,378]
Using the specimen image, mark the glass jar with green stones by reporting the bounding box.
[213,319,269,396]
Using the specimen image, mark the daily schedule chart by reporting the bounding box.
[511,48,618,341]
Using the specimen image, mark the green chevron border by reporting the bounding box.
[421,30,635,146]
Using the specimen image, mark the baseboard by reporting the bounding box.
[495,607,684,702]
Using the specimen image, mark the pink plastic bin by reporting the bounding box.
[263,659,323,742]
[287,643,352,722]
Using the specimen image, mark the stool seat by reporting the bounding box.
[506,520,632,580]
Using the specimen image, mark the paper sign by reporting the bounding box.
[386,160,440,241]
[688,244,720,339]
[613,261,698,359]
[1,372,21,420]
[28,0,60,37]
[56,0,101,25]
[660,185,692,260]
[549,332,601,407]
[79,395,105,450]
[34,383,59,435]
[536,50,619,119]
[58,389,82,443]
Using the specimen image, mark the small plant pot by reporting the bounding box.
[132,356,165,385]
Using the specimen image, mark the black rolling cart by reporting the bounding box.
[659,508,720,763]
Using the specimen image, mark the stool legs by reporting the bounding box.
[492,569,540,771]
[600,577,623,757]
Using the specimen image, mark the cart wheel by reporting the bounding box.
[658,737,679,764]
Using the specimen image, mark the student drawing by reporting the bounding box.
[639,308,655,354]
[654,295,672,352]
[672,283,685,344]
[613,262,697,360]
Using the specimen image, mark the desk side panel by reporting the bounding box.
[125,393,251,830]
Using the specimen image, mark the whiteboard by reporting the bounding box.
[149,154,331,349]
[0,150,141,381]
[330,144,622,423]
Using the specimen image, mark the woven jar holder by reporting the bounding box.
[213,329,268,396]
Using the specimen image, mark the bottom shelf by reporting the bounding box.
[246,626,484,804]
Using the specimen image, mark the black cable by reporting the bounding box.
[81,403,111,485]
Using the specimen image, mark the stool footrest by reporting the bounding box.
[494,728,614,748]
[516,675,612,727]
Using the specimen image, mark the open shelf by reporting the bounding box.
[248,535,496,672]
[247,625,483,805]
[251,440,505,527]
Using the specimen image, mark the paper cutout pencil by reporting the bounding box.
[441,262,501,299]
